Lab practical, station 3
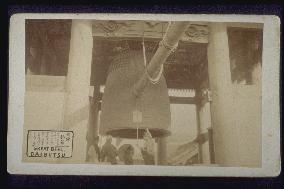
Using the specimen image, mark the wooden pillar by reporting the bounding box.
[195,89,212,164]
[195,101,203,163]
[86,85,100,162]
[207,23,240,166]
[64,20,93,127]
[199,105,212,164]
[63,20,93,162]
[157,137,167,165]
[207,127,215,163]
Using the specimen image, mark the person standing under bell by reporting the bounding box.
[101,135,118,164]
[140,129,155,165]
[123,145,134,165]
[87,136,101,163]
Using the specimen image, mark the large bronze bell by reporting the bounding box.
[100,49,171,139]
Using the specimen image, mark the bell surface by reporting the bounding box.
[100,49,171,139]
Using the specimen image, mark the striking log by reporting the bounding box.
[133,22,190,97]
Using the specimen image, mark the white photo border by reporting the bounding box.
[7,13,281,177]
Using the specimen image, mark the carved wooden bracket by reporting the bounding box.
[92,21,208,43]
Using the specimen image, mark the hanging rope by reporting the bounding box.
[135,93,140,146]
[136,127,139,146]
[142,33,163,85]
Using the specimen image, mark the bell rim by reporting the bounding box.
[102,128,171,139]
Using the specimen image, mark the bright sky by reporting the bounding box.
[169,104,197,144]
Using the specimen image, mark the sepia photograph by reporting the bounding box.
[7,14,280,176]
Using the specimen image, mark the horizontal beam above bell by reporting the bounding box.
[92,21,209,43]
[169,96,196,104]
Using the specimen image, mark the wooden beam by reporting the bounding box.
[92,21,208,43]
[226,22,263,29]
[170,96,196,104]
